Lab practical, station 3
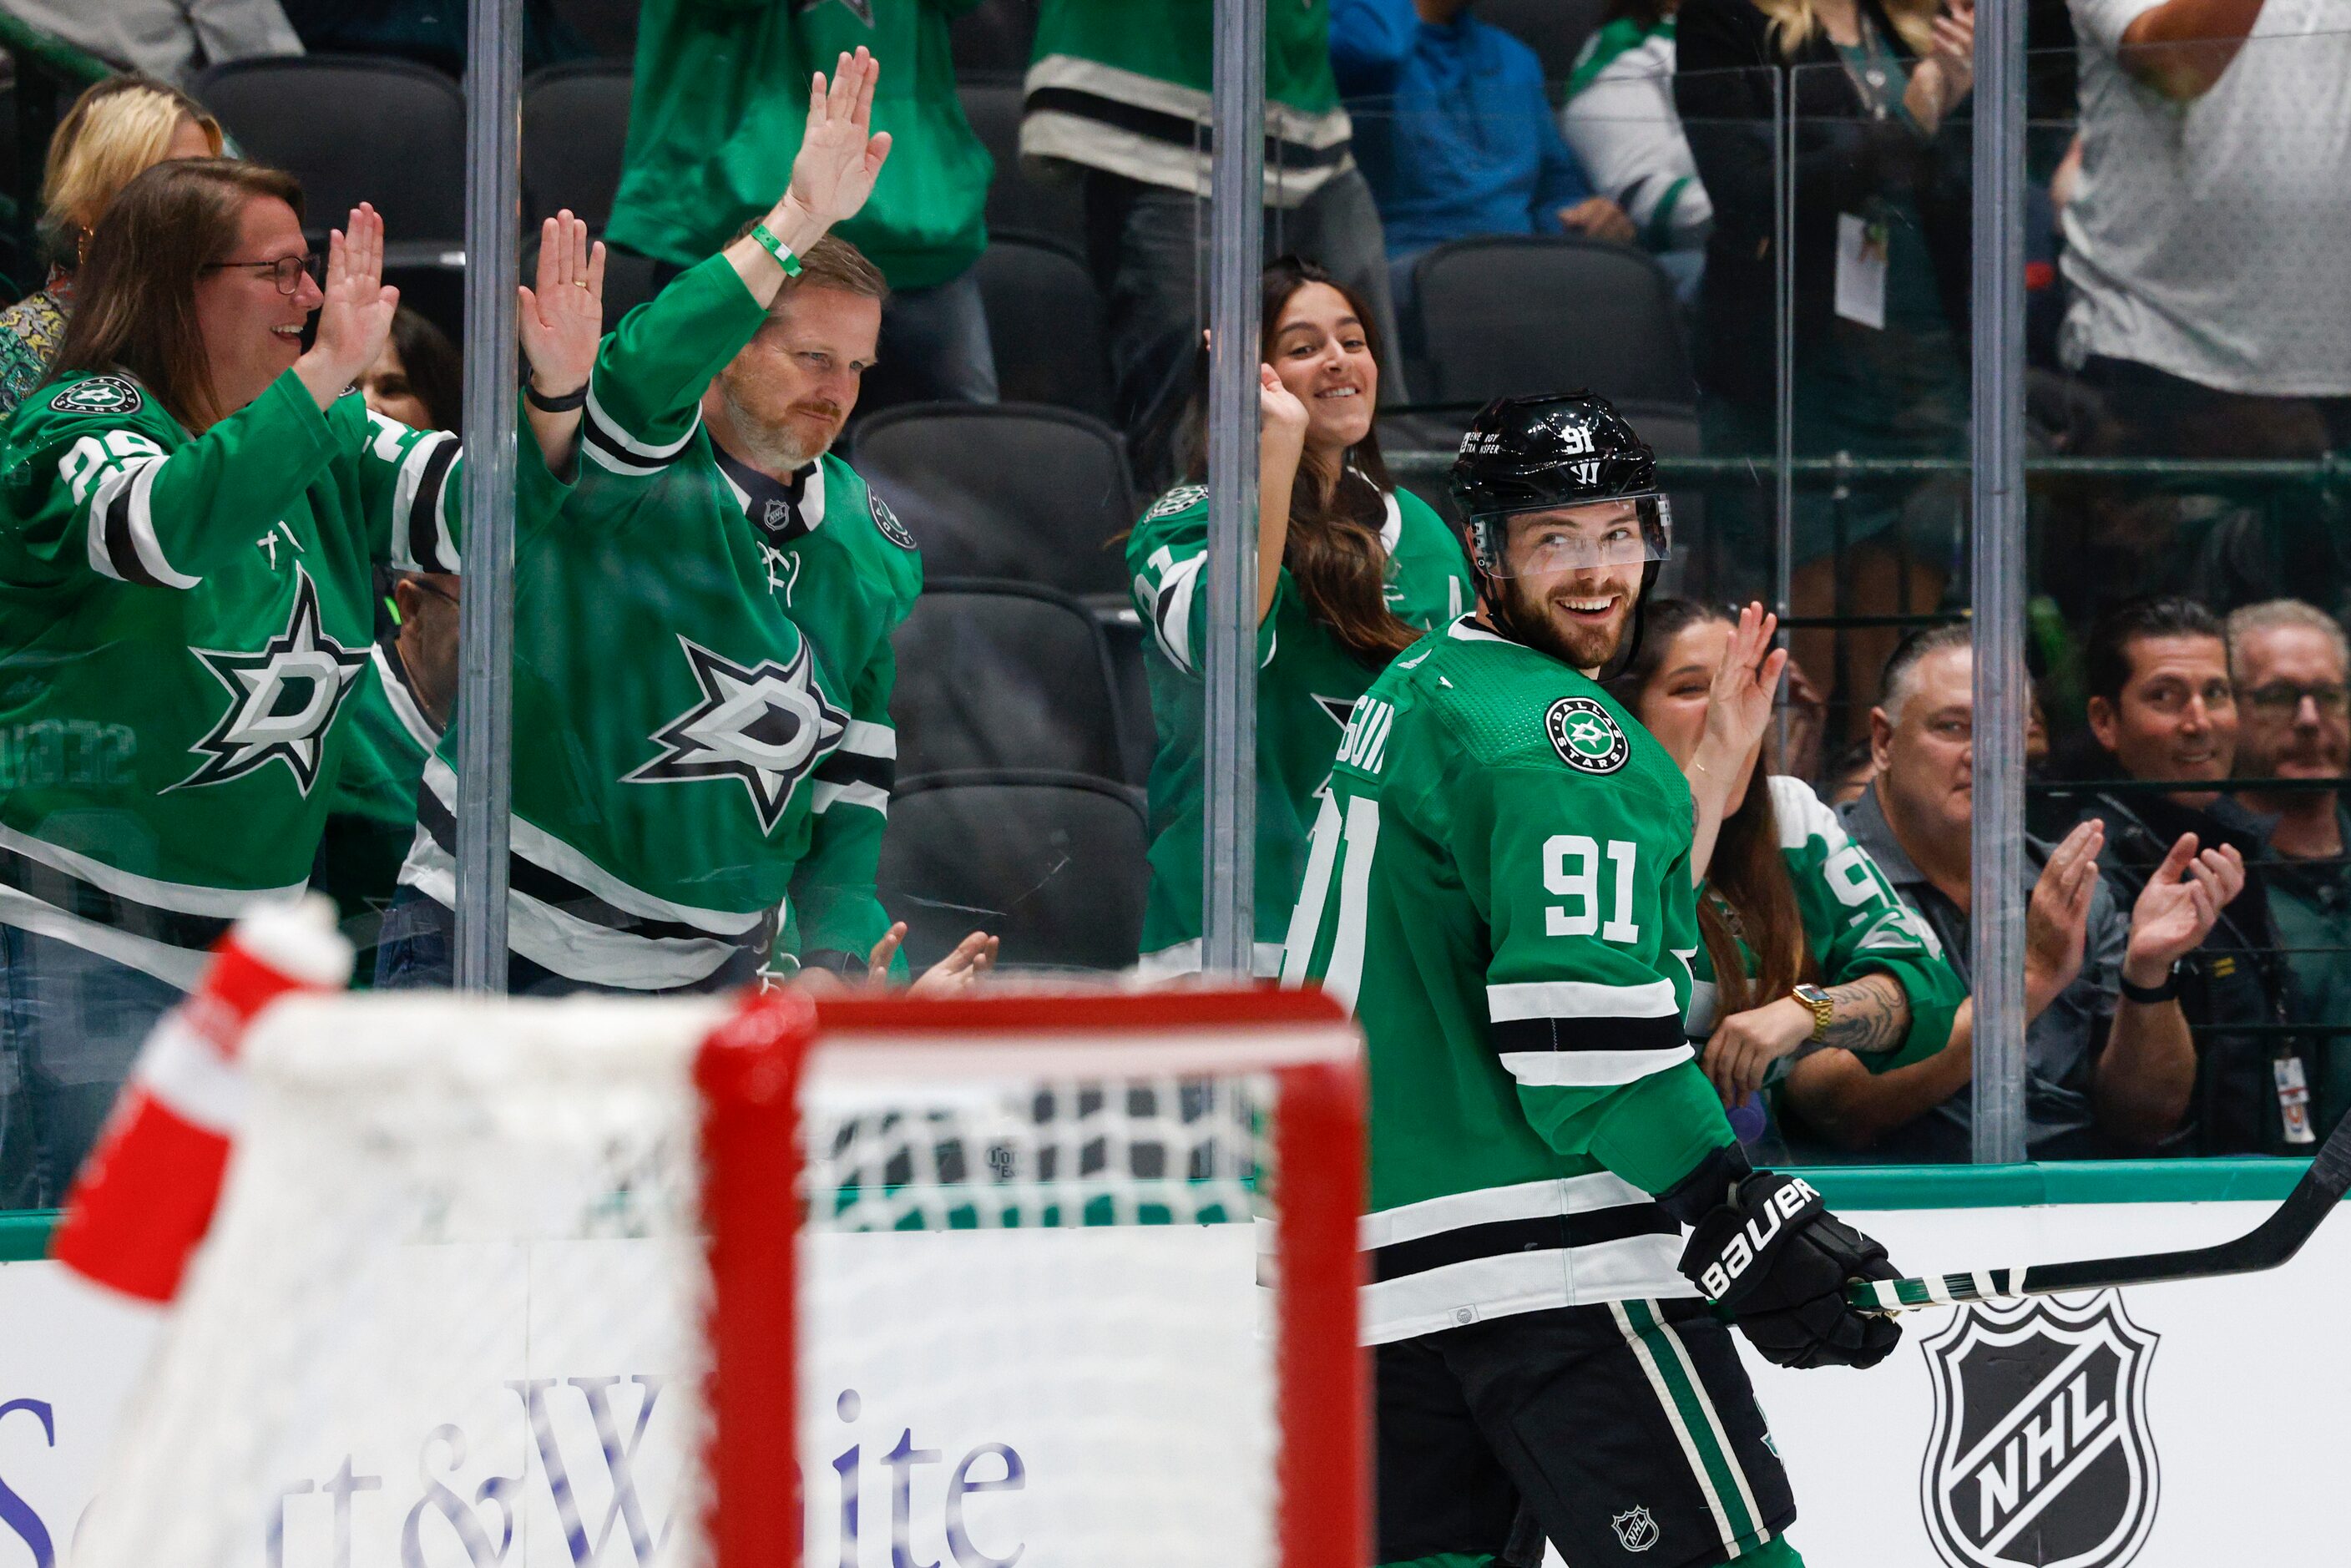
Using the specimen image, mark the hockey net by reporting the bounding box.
[72,986,1364,1568]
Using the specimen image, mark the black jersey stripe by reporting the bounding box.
[581,399,693,477]
[0,846,235,953]
[416,787,762,948]
[407,437,461,574]
[1024,86,1352,172]
[815,747,893,792]
[1490,1012,1689,1057]
[96,482,168,589]
[1369,1206,1680,1282]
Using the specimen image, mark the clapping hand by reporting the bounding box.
[783,48,893,232]
[2024,820,2102,1019]
[2125,832,2245,983]
[299,203,398,406]
[869,923,1000,996]
[518,210,606,401]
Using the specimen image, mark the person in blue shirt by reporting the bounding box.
[1331,0,1634,314]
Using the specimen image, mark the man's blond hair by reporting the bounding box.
[722,223,889,316]
[46,75,223,250]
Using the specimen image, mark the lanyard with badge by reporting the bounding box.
[1832,20,1901,330]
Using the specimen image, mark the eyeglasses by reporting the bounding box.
[2242,680,2351,716]
[201,253,322,296]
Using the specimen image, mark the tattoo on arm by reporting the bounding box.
[1820,972,1912,1055]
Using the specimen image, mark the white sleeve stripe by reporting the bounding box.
[1488,977,1682,1022]
[1500,1044,1695,1087]
[1147,553,1208,673]
[813,780,890,816]
[584,379,700,463]
[86,456,198,589]
[391,430,462,574]
[840,719,897,759]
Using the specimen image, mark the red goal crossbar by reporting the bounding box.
[694,987,1369,1568]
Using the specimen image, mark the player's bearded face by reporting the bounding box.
[1494,563,1641,670]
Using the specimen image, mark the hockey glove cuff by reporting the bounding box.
[1673,1166,1904,1370]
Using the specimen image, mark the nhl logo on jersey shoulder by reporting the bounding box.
[1610,1506,1659,1553]
[1545,695,1629,774]
[868,492,916,551]
[1921,1291,2159,1568]
[51,375,143,417]
[1144,484,1207,522]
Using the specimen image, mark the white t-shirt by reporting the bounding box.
[2060,0,2351,397]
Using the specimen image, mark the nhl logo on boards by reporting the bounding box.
[1611,1506,1660,1553]
[1921,1292,2159,1568]
[1545,695,1629,775]
[51,375,143,416]
[869,492,916,551]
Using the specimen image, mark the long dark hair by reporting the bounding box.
[57,158,305,431]
[1606,599,1812,1014]
[1178,255,1420,665]
[386,305,463,432]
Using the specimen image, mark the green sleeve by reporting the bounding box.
[1466,758,1735,1194]
[339,397,467,574]
[578,252,771,480]
[1125,484,1286,677]
[1771,775,1964,1073]
[10,371,343,591]
[789,623,908,979]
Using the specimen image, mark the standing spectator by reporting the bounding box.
[0,75,223,418]
[608,1,999,410]
[1676,0,1976,738]
[1024,0,1403,492]
[1782,625,2229,1159]
[2059,0,2351,610]
[0,166,475,1206]
[1330,0,1633,317]
[1130,256,1469,979]
[2228,599,2351,1126]
[1562,0,1715,297]
[2074,596,2307,1151]
[3,0,301,89]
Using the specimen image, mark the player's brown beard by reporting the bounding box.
[1487,573,1634,674]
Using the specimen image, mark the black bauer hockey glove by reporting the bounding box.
[1661,1146,1904,1370]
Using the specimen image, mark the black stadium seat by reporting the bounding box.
[856,403,1135,598]
[522,62,633,230]
[196,56,466,263]
[973,238,1115,419]
[878,770,1146,973]
[892,579,1130,781]
[1413,235,1697,409]
[956,78,1088,255]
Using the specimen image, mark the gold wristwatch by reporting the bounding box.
[1792,983,1834,1044]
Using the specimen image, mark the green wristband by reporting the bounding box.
[750,222,803,277]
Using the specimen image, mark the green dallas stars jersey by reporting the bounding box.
[0,367,463,988]
[397,254,917,990]
[1685,774,1963,1065]
[1279,617,1736,1344]
[1127,481,1470,976]
[316,637,440,985]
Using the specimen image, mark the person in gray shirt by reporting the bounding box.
[1781,624,2240,1161]
[5,0,301,91]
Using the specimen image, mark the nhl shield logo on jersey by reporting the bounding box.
[169,566,367,796]
[1610,1506,1660,1553]
[1921,1292,2160,1568]
[624,635,848,833]
[1545,695,1630,774]
[869,492,917,551]
[50,374,143,417]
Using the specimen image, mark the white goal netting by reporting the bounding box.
[73,991,1339,1568]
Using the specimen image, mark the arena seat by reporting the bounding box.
[957,78,1090,256]
[546,0,640,60]
[195,57,466,266]
[878,770,1146,973]
[973,237,1115,419]
[1413,235,1696,409]
[1478,0,1610,97]
[1099,609,1158,791]
[857,402,1135,599]
[521,61,632,230]
[892,579,1133,781]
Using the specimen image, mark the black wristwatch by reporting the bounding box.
[2118,961,2182,1004]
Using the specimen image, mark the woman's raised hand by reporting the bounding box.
[1701,601,1788,768]
[300,203,399,405]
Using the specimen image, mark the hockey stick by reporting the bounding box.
[1845,1110,2351,1316]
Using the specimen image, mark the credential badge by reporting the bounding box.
[1545,695,1629,775]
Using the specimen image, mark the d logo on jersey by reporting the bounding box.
[624,635,848,833]
[51,375,144,417]
[1545,695,1629,775]
[1921,1292,2159,1568]
[169,565,367,795]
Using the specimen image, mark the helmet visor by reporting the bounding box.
[1469,493,1674,579]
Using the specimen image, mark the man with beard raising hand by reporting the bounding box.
[1282,393,1908,1568]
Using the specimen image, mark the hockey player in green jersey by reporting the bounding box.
[1129,256,1469,978]
[1283,393,1911,1568]
[0,162,483,1201]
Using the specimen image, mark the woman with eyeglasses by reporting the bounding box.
[0,157,579,1206]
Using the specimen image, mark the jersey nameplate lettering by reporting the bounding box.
[51,376,143,417]
[868,492,917,551]
[1545,695,1630,775]
[1337,695,1395,776]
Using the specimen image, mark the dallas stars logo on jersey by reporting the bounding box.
[624,635,848,833]
[169,565,367,796]
[49,375,143,417]
[1546,695,1630,775]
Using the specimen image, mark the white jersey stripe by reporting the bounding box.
[811,780,890,816]
[1499,1044,1695,1087]
[584,379,700,463]
[839,719,897,759]
[1487,977,1682,1022]
[1361,1171,1658,1250]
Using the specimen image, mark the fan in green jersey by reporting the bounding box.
[379,52,993,998]
[0,162,497,1202]
[1608,598,1966,1153]
[1128,255,1470,979]
[1282,392,1911,1568]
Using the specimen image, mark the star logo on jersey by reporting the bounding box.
[869,491,917,551]
[795,0,873,22]
[1610,1507,1659,1553]
[624,635,847,833]
[1545,695,1629,775]
[169,565,367,796]
[50,375,143,417]
[1145,484,1207,522]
